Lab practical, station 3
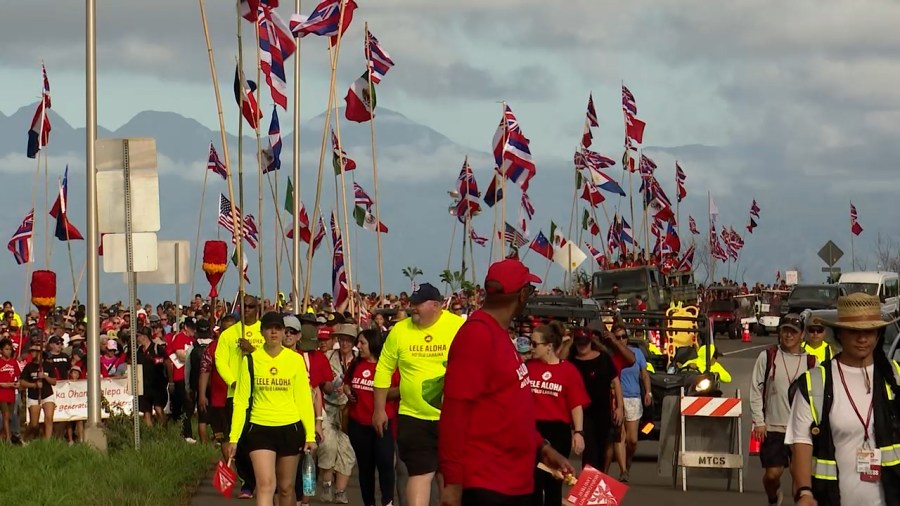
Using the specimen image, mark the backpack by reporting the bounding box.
[189,341,210,391]
[762,345,816,417]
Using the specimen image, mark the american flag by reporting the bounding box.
[622,84,637,117]
[218,194,243,237]
[290,0,357,45]
[27,64,52,159]
[331,211,349,308]
[492,104,536,191]
[502,222,528,248]
[689,216,699,235]
[521,192,535,221]
[257,8,294,109]
[207,143,227,180]
[365,30,395,84]
[7,209,34,265]
[262,107,281,173]
[850,202,863,236]
[243,214,259,249]
[469,228,488,246]
[331,129,356,174]
[353,182,373,208]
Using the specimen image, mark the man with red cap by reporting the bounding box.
[440,259,574,506]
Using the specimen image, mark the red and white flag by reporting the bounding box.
[566,465,628,506]
[850,202,863,236]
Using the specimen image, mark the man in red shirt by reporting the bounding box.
[440,259,574,506]
[166,317,197,442]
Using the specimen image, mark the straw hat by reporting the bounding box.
[812,293,899,330]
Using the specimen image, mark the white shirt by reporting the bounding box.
[786,362,885,505]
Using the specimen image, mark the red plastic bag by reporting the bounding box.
[565,465,628,506]
[213,459,237,498]
[749,427,762,456]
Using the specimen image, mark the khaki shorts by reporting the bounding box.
[623,397,643,422]
[317,403,356,476]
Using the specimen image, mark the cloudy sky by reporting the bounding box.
[2,0,900,297]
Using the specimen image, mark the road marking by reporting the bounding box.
[722,344,770,356]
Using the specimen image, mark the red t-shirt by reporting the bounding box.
[345,360,400,426]
[166,331,192,382]
[201,340,228,408]
[295,350,334,388]
[0,357,21,403]
[526,360,590,424]
[439,310,545,496]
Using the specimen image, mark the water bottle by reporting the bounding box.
[302,449,316,497]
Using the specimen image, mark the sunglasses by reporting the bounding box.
[286,329,300,335]
[531,340,547,348]
[807,326,825,333]
[614,333,628,340]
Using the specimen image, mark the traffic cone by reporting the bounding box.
[742,322,752,343]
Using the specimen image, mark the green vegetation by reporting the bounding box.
[0,415,217,506]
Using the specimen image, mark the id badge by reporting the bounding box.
[856,448,881,482]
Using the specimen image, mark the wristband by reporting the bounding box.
[794,487,813,502]
[573,430,584,435]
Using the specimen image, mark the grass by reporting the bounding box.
[0,415,218,506]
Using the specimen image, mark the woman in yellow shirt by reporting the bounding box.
[225,312,317,506]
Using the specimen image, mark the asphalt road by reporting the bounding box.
[192,333,786,506]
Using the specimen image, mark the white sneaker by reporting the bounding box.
[184,437,197,444]
[321,481,333,503]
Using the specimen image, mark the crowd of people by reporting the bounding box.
[0,265,897,506]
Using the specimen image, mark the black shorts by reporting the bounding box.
[759,431,791,468]
[396,414,439,476]
[208,404,231,442]
[138,388,167,413]
[242,422,305,457]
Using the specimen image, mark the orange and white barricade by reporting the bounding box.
[677,390,744,493]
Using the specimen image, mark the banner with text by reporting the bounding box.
[39,379,134,422]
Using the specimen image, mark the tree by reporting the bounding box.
[401,266,423,288]
[874,232,900,272]
[440,268,474,295]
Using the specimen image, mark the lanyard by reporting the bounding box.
[780,350,803,383]
[836,361,875,443]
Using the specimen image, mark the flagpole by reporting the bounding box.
[190,145,212,300]
[291,0,302,310]
[850,201,856,270]
[708,191,715,283]
[44,152,51,267]
[445,216,458,275]
[253,23,266,301]
[332,106,356,316]
[675,162,681,240]
[565,172,578,292]
[499,101,508,263]
[489,184,498,262]
[304,0,350,312]
[58,176,78,302]
[365,22,386,305]
[234,7,249,308]
[468,218,477,286]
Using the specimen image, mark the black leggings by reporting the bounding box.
[531,421,572,506]
[170,380,194,439]
[581,408,610,471]
[347,418,395,506]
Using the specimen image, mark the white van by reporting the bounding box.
[838,271,900,315]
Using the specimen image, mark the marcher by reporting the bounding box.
[802,318,834,363]
[611,325,651,483]
[199,314,236,443]
[20,343,56,440]
[345,328,400,506]
[440,259,574,506]
[136,326,168,427]
[166,317,197,442]
[526,321,590,506]
[750,313,817,506]
[0,338,20,442]
[787,293,900,506]
[224,312,317,506]
[373,283,464,506]
[319,323,359,504]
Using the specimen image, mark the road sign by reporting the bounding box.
[96,138,161,233]
[818,241,844,267]
[129,240,190,285]
[102,233,159,272]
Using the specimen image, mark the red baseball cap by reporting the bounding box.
[317,326,333,340]
[484,259,541,294]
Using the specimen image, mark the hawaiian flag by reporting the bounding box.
[331,129,357,174]
[455,158,481,222]
[577,148,617,169]
[331,211,349,309]
[239,0,279,21]
[622,85,637,116]
[365,29,395,84]
[27,64,52,159]
[677,244,695,272]
[262,107,282,173]
[242,214,260,249]
[483,172,504,208]
[469,228,488,246]
[639,155,657,181]
[290,0,357,46]
[49,166,83,241]
[676,162,687,202]
[689,216,699,235]
[7,209,34,265]
[521,192,535,221]
[208,143,228,180]
[582,92,598,148]
[850,202,863,236]
[710,224,728,261]
[257,8,294,109]
[576,150,625,196]
[580,180,605,207]
[492,104,536,191]
[529,231,554,261]
[585,242,606,268]
[353,182,374,208]
[582,209,600,236]
[750,199,761,218]
[234,65,263,129]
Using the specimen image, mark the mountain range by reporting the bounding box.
[0,102,879,305]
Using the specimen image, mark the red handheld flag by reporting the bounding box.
[212,460,238,497]
[565,465,628,506]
